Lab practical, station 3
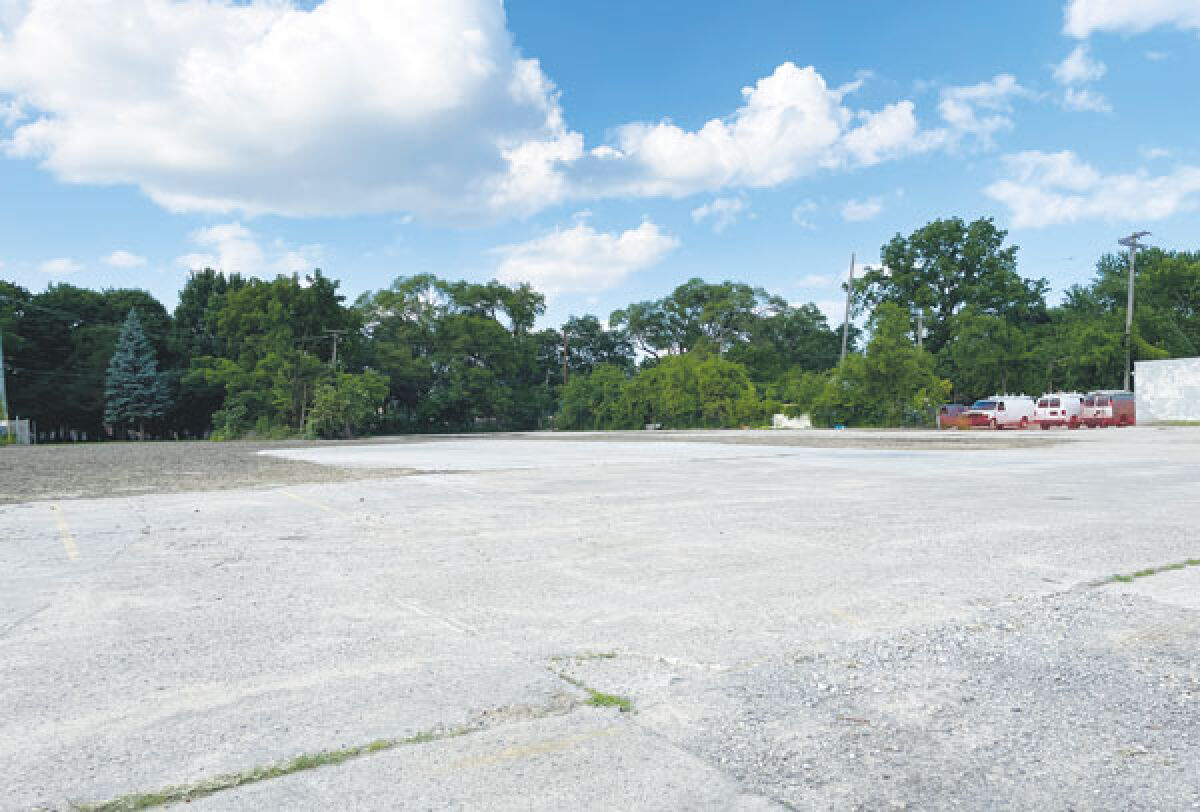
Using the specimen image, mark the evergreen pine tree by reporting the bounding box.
[105,308,171,439]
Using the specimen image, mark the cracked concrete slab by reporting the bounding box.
[190,707,783,812]
[2,428,1198,810]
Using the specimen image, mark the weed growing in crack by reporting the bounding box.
[554,672,634,713]
[71,724,477,811]
[586,691,634,712]
[1100,557,1200,587]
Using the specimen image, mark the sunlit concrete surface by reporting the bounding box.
[258,438,808,470]
[2,428,1198,810]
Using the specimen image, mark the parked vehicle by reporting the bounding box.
[1081,390,1136,427]
[937,403,969,429]
[965,395,1036,429]
[1033,392,1084,429]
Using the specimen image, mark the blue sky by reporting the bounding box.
[1,0,1198,327]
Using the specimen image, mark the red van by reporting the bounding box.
[1081,391,1136,427]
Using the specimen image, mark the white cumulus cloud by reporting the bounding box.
[39,257,83,275]
[1063,87,1112,112]
[985,150,1200,227]
[933,74,1030,148]
[1054,45,1107,84]
[0,0,577,220]
[493,220,678,297]
[176,222,323,276]
[841,197,884,222]
[691,196,748,232]
[792,199,818,229]
[1053,45,1110,112]
[0,2,1036,220]
[103,250,147,268]
[578,63,863,197]
[574,64,1015,199]
[1064,0,1200,37]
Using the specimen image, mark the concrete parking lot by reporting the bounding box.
[2,429,1198,810]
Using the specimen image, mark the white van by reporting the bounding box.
[1033,392,1084,429]
[965,395,1036,429]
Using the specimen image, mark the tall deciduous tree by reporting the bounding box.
[853,217,1048,358]
[610,278,776,358]
[104,308,171,438]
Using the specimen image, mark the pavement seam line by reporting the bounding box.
[1085,557,1200,588]
[69,695,596,811]
[0,601,52,640]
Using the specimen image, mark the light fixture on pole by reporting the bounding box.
[1116,231,1150,391]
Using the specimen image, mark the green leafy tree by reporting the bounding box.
[307,371,390,438]
[0,280,30,428]
[610,278,775,358]
[853,217,1048,358]
[562,315,635,376]
[615,351,765,429]
[186,271,353,435]
[1080,249,1200,373]
[557,363,630,429]
[7,285,171,437]
[726,302,844,383]
[812,303,951,427]
[938,308,1039,402]
[357,275,557,432]
[104,309,171,438]
[1032,283,1125,393]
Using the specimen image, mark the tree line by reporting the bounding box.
[1,217,1197,439]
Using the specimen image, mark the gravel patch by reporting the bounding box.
[0,440,416,504]
[665,591,1200,811]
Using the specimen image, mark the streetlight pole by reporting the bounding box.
[1117,231,1150,391]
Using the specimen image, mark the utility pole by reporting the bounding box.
[1117,231,1150,391]
[840,253,855,364]
[915,308,924,351]
[561,329,569,385]
[0,332,9,430]
[324,329,348,370]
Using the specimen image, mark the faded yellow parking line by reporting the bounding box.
[49,504,80,561]
[279,488,354,519]
[829,606,860,624]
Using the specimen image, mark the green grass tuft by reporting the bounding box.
[586,691,634,713]
[554,671,634,713]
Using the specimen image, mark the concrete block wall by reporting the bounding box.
[1135,357,1200,422]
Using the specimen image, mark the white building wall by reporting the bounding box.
[1135,357,1200,422]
